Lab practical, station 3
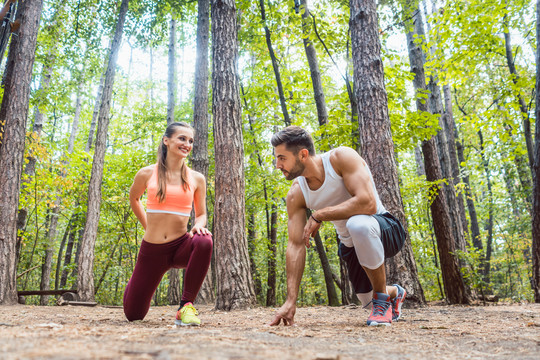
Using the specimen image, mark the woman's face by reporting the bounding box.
[163,126,194,158]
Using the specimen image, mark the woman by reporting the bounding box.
[124,121,213,325]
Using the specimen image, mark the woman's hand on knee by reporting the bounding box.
[189,225,212,237]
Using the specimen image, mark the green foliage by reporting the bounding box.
[12,0,537,307]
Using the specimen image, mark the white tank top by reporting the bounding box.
[297,150,386,246]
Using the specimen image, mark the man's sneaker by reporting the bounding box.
[366,292,392,326]
[391,284,407,322]
[175,303,201,326]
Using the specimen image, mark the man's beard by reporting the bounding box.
[283,159,305,180]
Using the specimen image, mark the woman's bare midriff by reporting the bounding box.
[143,213,189,244]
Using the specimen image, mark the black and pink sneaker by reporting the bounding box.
[366,292,392,326]
[391,284,407,321]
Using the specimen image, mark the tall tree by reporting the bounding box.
[300,0,328,127]
[166,13,180,304]
[167,16,176,125]
[258,0,291,126]
[212,0,255,310]
[532,0,540,303]
[0,0,43,305]
[405,3,470,304]
[299,0,339,306]
[350,0,425,304]
[77,0,130,302]
[192,0,214,304]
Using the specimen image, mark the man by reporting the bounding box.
[268,126,407,326]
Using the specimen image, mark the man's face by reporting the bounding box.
[274,144,305,180]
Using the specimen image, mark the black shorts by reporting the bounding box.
[338,212,406,294]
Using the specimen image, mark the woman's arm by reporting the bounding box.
[129,166,152,230]
[190,171,210,236]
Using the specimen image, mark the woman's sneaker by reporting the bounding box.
[175,302,201,326]
[366,292,392,326]
[391,284,406,321]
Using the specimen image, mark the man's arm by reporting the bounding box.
[269,183,307,326]
[314,147,377,221]
[302,147,377,243]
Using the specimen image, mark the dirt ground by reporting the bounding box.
[1,302,539,359]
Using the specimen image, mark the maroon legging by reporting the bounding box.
[123,233,213,321]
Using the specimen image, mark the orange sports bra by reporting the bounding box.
[146,165,194,216]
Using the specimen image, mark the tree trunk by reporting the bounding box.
[39,206,59,305]
[405,5,469,304]
[77,0,129,302]
[429,83,466,257]
[266,202,278,306]
[212,0,255,310]
[86,68,106,152]
[442,85,470,239]
[167,268,181,305]
[247,211,263,300]
[414,144,425,176]
[0,0,43,305]
[192,0,214,305]
[258,0,291,126]
[532,0,540,303]
[0,1,16,70]
[60,218,78,288]
[478,130,494,284]
[350,0,425,304]
[54,215,72,290]
[453,98,484,252]
[167,16,176,125]
[299,0,339,304]
[336,233,359,305]
[300,0,328,127]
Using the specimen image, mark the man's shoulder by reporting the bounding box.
[329,147,364,175]
[286,180,306,210]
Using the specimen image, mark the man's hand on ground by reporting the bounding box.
[268,302,297,326]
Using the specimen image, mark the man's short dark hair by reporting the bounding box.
[271,126,316,156]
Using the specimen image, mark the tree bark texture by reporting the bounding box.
[212,0,255,310]
[258,0,291,126]
[300,0,328,127]
[77,0,129,302]
[405,6,470,304]
[533,0,540,303]
[167,17,176,125]
[350,0,425,304]
[192,0,214,305]
[167,268,181,305]
[0,0,43,305]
